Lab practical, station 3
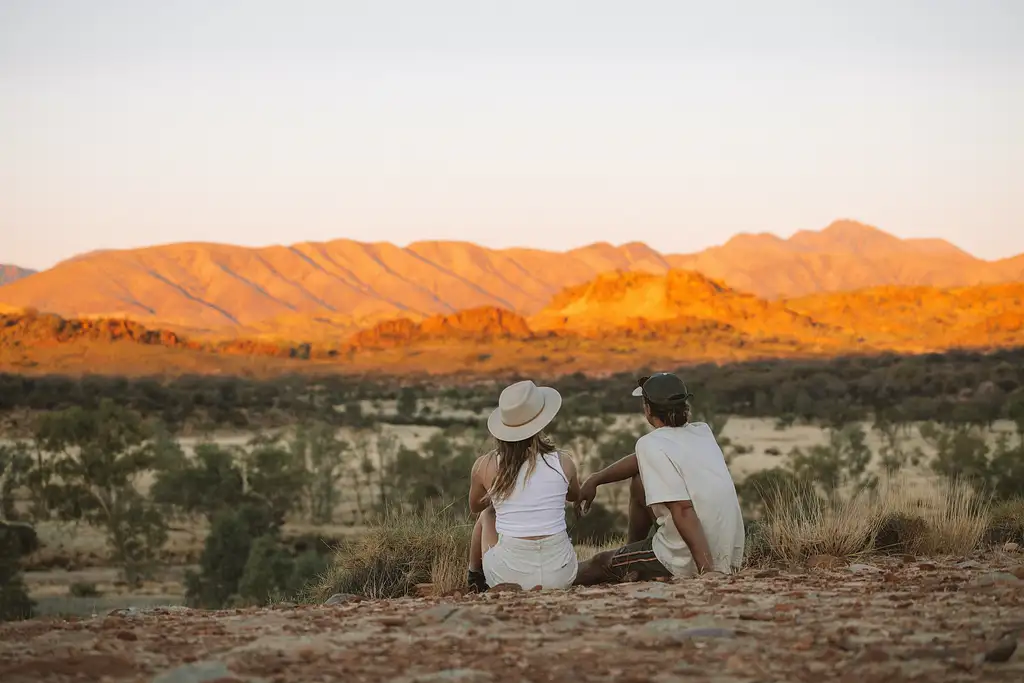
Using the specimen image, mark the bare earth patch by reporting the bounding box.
[3,557,1023,682]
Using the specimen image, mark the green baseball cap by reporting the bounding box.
[631,372,693,406]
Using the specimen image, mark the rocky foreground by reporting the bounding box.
[2,557,1023,683]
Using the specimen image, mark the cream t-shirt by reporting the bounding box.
[635,423,745,577]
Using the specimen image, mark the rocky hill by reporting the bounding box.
[2,269,1023,378]
[1,558,1022,682]
[0,265,35,287]
[1,220,1021,338]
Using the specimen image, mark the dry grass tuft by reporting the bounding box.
[987,498,1024,544]
[308,508,625,601]
[308,504,473,601]
[749,473,990,565]
[752,478,878,565]
[876,475,990,557]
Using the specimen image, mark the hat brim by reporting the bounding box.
[487,387,562,442]
[631,386,643,397]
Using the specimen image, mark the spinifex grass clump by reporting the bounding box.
[752,478,879,565]
[747,473,990,566]
[310,504,473,601]
[875,475,990,557]
[985,498,1024,545]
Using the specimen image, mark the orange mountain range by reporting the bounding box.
[3,220,1023,345]
[2,265,1022,377]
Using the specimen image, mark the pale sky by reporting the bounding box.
[1,0,1021,270]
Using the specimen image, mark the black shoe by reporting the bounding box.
[467,569,488,593]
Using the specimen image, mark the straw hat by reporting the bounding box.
[487,380,562,442]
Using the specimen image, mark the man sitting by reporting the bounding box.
[574,373,745,584]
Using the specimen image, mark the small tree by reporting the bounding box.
[787,423,874,495]
[873,416,922,474]
[150,442,248,523]
[385,427,482,510]
[291,423,347,524]
[0,442,30,520]
[33,401,167,583]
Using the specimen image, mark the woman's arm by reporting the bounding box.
[468,454,493,514]
[560,453,580,503]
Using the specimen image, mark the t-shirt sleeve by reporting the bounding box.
[636,436,691,506]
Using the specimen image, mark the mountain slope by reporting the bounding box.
[3,273,1024,377]
[1,220,1021,335]
[666,220,1024,298]
[0,265,35,286]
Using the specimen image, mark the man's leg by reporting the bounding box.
[627,474,655,543]
[468,507,497,592]
[575,476,660,586]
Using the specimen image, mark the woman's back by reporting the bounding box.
[491,452,568,538]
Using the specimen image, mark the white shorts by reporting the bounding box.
[482,531,578,590]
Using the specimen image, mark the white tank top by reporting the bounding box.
[491,452,569,537]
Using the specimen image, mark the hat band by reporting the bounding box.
[501,394,546,427]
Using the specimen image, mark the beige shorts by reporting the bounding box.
[482,531,578,590]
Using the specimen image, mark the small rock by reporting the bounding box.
[983,633,1019,663]
[323,593,360,606]
[412,604,461,625]
[629,618,735,646]
[548,614,598,632]
[956,560,982,569]
[151,660,234,683]
[115,630,138,641]
[807,555,844,570]
[847,563,883,574]
[273,601,297,610]
[1012,566,1024,580]
[396,670,493,683]
[627,583,676,600]
[967,572,1022,588]
[1004,542,1021,553]
[487,583,521,593]
[856,647,891,663]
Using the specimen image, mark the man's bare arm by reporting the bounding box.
[589,453,639,486]
[578,454,639,513]
[665,500,714,574]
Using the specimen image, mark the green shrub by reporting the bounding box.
[238,536,295,606]
[69,582,100,598]
[185,503,277,608]
[0,521,37,621]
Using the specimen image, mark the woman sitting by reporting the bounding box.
[467,380,580,592]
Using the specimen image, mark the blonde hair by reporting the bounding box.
[488,432,560,502]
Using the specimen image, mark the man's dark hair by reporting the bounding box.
[644,398,691,427]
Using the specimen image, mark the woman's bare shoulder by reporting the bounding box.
[473,450,498,474]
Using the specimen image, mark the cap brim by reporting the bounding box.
[487,387,562,441]
[631,386,643,397]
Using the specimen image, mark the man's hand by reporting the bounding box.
[577,475,599,514]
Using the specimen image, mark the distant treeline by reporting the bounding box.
[1,347,1023,431]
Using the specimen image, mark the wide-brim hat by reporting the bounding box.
[488,380,562,442]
